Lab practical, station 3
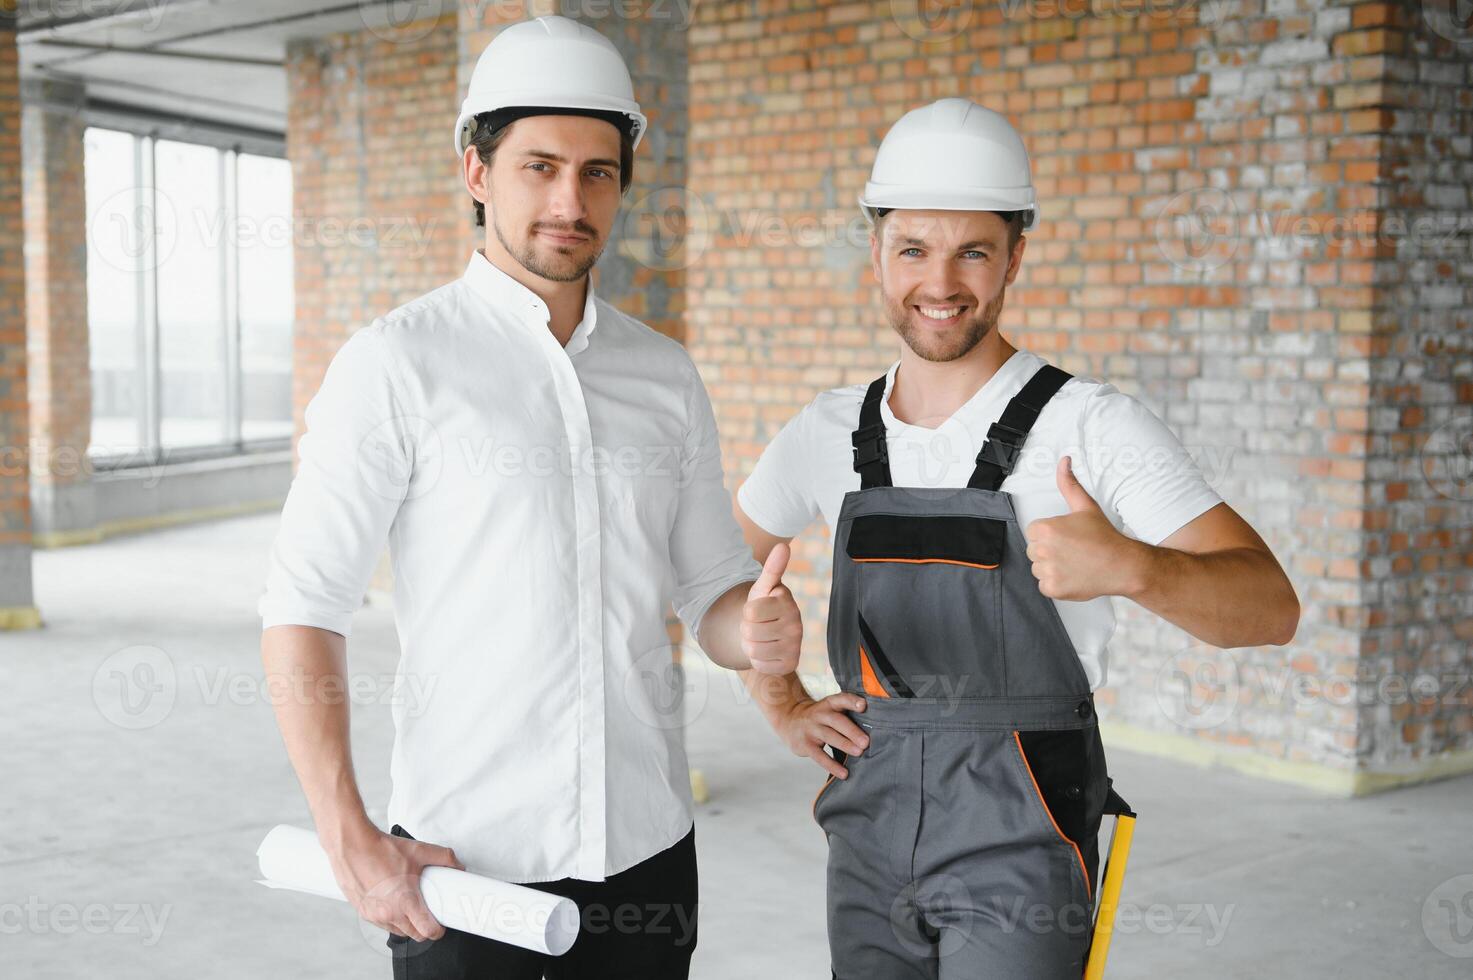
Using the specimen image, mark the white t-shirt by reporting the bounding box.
[736,348,1224,691]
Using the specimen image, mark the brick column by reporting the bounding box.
[0,21,39,629]
[1360,2,1473,784]
[21,78,96,547]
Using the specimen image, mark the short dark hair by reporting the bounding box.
[875,207,1028,256]
[468,112,636,228]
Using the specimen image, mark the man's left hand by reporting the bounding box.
[1024,456,1145,601]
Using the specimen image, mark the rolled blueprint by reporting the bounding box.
[255,824,580,955]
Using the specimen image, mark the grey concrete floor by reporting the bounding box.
[3,510,1471,979]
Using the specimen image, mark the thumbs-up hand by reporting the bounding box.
[742,542,803,675]
[1023,455,1142,601]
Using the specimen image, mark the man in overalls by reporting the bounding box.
[734,98,1300,977]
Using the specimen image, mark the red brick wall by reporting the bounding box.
[1364,3,1473,766]
[21,81,91,495]
[686,0,1472,776]
[284,12,464,452]
[0,24,35,609]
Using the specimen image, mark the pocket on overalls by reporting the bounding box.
[811,746,848,825]
[845,513,1007,697]
[1011,729,1096,903]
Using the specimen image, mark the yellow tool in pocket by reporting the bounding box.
[1085,781,1137,979]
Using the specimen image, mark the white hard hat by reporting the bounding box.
[453,15,647,158]
[858,97,1037,231]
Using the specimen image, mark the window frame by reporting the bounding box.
[83,117,291,473]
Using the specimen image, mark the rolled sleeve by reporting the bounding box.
[258,323,414,637]
[667,358,763,640]
[1078,382,1224,547]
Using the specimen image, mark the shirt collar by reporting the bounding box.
[879,348,1034,435]
[463,248,600,355]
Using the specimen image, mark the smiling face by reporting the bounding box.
[870,209,1026,363]
[468,113,625,284]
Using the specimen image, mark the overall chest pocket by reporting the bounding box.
[845,513,1008,699]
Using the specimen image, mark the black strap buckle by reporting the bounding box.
[976,420,1026,470]
[851,423,888,470]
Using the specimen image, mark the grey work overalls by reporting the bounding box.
[812,362,1134,978]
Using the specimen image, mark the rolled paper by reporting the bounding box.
[255,824,580,956]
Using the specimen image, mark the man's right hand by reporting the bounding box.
[776,693,869,778]
[324,823,465,943]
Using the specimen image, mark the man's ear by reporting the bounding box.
[1003,234,1026,286]
[463,146,490,208]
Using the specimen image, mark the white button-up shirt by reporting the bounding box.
[258,248,762,882]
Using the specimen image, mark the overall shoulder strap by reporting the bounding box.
[967,363,1073,492]
[851,374,892,489]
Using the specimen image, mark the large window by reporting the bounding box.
[83,127,294,466]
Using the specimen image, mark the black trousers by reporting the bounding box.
[387,823,698,980]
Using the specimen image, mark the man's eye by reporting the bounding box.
[901,247,921,257]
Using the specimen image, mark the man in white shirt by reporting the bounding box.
[258,17,800,979]
[733,99,1300,976]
